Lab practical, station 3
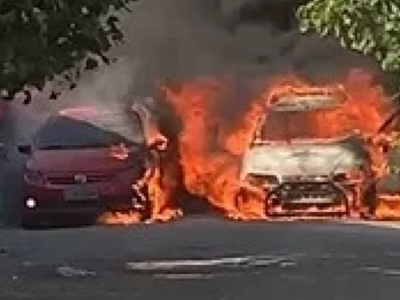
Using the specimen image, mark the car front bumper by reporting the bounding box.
[22,182,148,219]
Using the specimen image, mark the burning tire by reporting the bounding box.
[132,184,153,221]
[233,187,268,219]
[360,182,378,219]
[234,179,377,219]
[340,176,378,219]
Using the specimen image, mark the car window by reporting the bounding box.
[33,114,145,150]
[259,109,355,141]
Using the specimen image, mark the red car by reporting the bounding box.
[18,105,165,227]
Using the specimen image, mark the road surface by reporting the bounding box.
[0,1,396,297]
[2,100,400,300]
[1,217,400,300]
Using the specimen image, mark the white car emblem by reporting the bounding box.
[74,174,87,184]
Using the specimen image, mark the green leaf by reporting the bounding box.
[297,0,400,90]
[0,0,139,100]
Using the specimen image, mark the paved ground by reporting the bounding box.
[0,217,400,300]
[0,2,397,299]
[2,96,400,300]
[2,103,400,300]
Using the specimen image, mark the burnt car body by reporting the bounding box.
[236,88,377,217]
[18,104,165,227]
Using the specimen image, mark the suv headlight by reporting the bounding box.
[333,167,365,183]
[24,169,46,185]
[245,174,279,186]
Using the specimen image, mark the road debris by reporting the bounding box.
[152,273,216,280]
[361,266,400,277]
[56,266,96,278]
[125,254,300,275]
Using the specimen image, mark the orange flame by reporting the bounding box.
[99,105,182,226]
[161,70,400,220]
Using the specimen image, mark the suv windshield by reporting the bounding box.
[259,108,354,141]
[34,114,145,150]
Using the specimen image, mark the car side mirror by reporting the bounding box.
[17,144,32,155]
[149,138,168,152]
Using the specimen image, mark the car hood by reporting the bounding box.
[241,142,365,178]
[26,147,145,173]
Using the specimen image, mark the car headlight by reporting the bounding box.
[24,169,46,185]
[245,174,279,186]
[333,167,365,183]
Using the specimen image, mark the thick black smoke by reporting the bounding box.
[119,0,382,90]
[0,0,392,223]
[112,0,393,212]
[114,0,384,135]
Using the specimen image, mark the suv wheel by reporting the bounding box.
[361,183,378,219]
[21,213,45,229]
[137,185,153,222]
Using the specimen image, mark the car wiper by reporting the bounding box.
[39,145,69,150]
[74,144,102,148]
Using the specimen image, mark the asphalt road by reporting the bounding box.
[1,1,399,299]
[2,103,400,300]
[0,217,399,300]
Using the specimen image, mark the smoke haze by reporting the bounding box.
[0,0,392,224]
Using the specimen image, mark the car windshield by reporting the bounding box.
[259,108,354,141]
[34,114,145,150]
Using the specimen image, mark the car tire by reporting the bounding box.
[137,185,153,222]
[341,184,367,219]
[21,213,44,229]
[361,183,378,219]
[344,191,355,218]
[234,188,269,218]
[234,188,246,214]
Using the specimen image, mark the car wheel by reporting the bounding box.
[21,213,44,229]
[343,192,353,217]
[234,188,269,219]
[342,186,366,219]
[137,185,153,222]
[263,192,274,217]
[234,188,246,213]
[361,183,378,219]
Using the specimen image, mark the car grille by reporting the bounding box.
[282,175,330,182]
[46,173,113,185]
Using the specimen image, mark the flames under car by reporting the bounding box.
[239,172,370,215]
[236,88,379,218]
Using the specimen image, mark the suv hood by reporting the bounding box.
[26,147,145,173]
[241,142,365,178]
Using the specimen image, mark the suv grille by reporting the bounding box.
[46,173,113,185]
[282,175,329,182]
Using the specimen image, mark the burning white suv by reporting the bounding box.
[236,88,377,217]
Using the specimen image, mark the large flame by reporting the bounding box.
[161,79,266,219]
[98,69,400,225]
[98,104,183,226]
[161,70,400,220]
